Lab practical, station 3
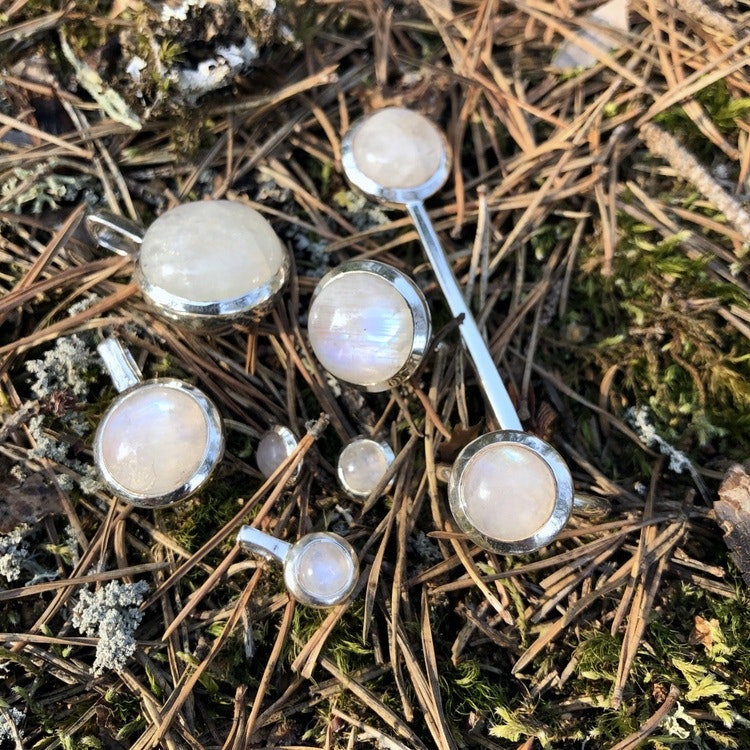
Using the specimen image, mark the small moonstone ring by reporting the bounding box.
[94,338,224,508]
[256,425,301,483]
[237,525,359,608]
[337,436,395,499]
[85,200,289,329]
[307,259,431,391]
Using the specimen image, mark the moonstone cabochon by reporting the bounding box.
[94,380,223,506]
[338,438,395,498]
[285,533,359,607]
[449,430,574,554]
[350,107,445,190]
[138,200,286,304]
[459,444,556,542]
[308,269,421,389]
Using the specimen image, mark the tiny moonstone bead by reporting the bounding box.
[308,272,415,389]
[293,538,355,601]
[459,444,556,542]
[257,429,291,478]
[139,200,286,303]
[97,384,210,497]
[350,107,444,190]
[338,438,394,498]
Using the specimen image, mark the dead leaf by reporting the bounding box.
[714,464,750,586]
[0,470,62,533]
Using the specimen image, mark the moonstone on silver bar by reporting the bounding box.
[349,107,445,190]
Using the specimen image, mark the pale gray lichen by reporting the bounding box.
[71,579,150,675]
[0,706,25,744]
[25,334,98,400]
[0,526,29,583]
[0,166,86,214]
[628,406,694,475]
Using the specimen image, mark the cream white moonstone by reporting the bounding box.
[459,444,556,542]
[98,384,209,497]
[338,438,394,497]
[256,430,289,478]
[139,200,285,303]
[294,538,354,601]
[351,107,444,190]
[308,272,415,388]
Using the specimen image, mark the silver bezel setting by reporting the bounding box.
[337,436,396,499]
[284,532,359,608]
[309,259,432,392]
[134,248,290,331]
[93,378,225,508]
[448,430,574,555]
[257,424,302,483]
[341,107,452,205]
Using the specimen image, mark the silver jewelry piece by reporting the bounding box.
[342,108,576,553]
[256,425,301,482]
[85,200,290,329]
[237,525,359,608]
[94,338,224,508]
[308,259,431,391]
[337,436,395,499]
[449,431,573,555]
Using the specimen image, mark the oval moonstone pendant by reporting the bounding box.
[136,200,289,325]
[94,338,224,508]
[307,260,431,391]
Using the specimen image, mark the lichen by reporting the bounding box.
[71,579,150,675]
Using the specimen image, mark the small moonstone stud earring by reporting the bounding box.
[342,108,575,554]
[307,259,431,391]
[337,437,395,499]
[94,337,224,508]
[237,525,359,608]
[256,425,301,482]
[85,200,289,329]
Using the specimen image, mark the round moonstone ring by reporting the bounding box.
[237,525,359,608]
[307,260,431,391]
[448,431,574,555]
[256,425,301,482]
[94,338,224,508]
[86,200,290,329]
[337,437,395,499]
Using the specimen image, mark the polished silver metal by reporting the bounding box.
[308,259,432,391]
[449,431,573,555]
[342,108,581,554]
[256,425,302,482]
[94,338,224,508]
[341,109,521,431]
[85,201,290,330]
[337,436,396,499]
[237,525,359,608]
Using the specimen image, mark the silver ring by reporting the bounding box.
[237,525,359,608]
[86,200,290,330]
[308,259,431,392]
[94,338,224,508]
